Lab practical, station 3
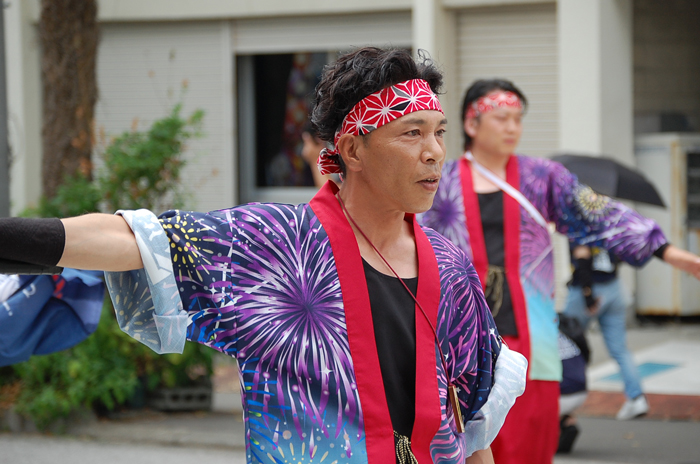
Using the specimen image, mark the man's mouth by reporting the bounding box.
[418,177,440,190]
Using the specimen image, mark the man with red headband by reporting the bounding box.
[420,78,700,464]
[0,49,526,464]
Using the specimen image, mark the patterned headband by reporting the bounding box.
[317,79,443,176]
[465,90,523,120]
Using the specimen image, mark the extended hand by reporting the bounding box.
[586,297,601,315]
[661,245,700,281]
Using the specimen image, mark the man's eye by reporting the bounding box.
[436,129,446,137]
[407,129,420,136]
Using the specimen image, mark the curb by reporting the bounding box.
[577,391,700,421]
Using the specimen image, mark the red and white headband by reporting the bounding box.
[317,79,443,176]
[465,90,523,120]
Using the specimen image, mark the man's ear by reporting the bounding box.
[337,134,363,173]
[464,117,479,138]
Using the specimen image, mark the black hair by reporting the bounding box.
[460,79,527,150]
[311,47,443,175]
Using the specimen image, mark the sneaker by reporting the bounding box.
[616,395,649,420]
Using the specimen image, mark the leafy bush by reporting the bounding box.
[8,104,212,429]
[23,171,101,218]
[99,104,204,212]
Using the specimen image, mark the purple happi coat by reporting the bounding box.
[420,155,666,381]
[106,182,515,464]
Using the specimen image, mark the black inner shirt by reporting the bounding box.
[363,259,417,439]
[478,190,518,336]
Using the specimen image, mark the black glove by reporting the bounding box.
[573,257,596,310]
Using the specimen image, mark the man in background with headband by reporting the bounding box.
[0,48,526,464]
[420,78,700,464]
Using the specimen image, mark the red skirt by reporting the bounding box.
[491,336,560,464]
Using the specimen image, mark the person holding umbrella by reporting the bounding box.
[419,78,700,464]
[553,154,668,421]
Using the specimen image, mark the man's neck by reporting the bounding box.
[337,183,417,278]
[470,146,510,175]
[468,146,512,193]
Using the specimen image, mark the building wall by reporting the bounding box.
[20,0,412,23]
[4,1,42,215]
[231,12,412,53]
[94,21,235,212]
[633,0,700,132]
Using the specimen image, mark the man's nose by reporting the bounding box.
[506,118,519,132]
[423,134,445,164]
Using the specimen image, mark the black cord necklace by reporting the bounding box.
[337,194,465,433]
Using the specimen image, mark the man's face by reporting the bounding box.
[465,104,523,157]
[349,109,447,214]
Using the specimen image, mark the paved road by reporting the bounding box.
[555,416,700,464]
[0,434,248,464]
[3,415,700,464]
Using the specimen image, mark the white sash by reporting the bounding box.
[464,151,548,229]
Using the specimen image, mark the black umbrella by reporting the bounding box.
[550,154,666,207]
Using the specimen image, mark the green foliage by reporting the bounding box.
[10,104,212,430]
[22,172,101,218]
[99,104,204,212]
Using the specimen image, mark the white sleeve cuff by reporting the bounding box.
[463,344,528,456]
[104,209,188,354]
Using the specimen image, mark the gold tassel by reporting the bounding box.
[484,265,505,316]
[394,431,419,464]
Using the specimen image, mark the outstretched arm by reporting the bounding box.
[660,244,700,280]
[60,213,143,271]
[545,160,666,266]
[0,214,143,273]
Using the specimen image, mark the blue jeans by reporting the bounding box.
[563,278,643,400]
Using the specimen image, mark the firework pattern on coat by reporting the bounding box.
[107,186,503,464]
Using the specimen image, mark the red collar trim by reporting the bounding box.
[459,157,531,365]
[309,181,442,462]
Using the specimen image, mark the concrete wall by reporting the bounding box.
[3,1,42,215]
[94,21,235,212]
[22,0,412,22]
[633,0,700,132]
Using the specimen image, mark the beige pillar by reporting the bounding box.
[558,0,633,163]
[4,1,42,215]
[558,0,636,304]
[412,0,459,158]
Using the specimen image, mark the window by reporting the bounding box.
[237,52,334,204]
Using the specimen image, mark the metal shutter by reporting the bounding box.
[94,21,234,212]
[456,3,558,157]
